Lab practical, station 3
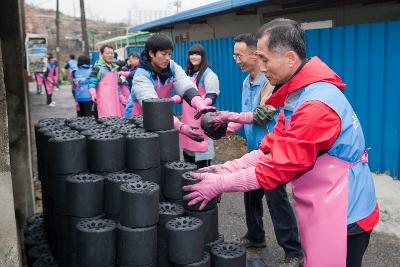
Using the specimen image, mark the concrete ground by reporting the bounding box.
[28,83,400,267]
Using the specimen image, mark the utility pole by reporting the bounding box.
[55,0,60,68]
[80,0,90,56]
[173,0,181,13]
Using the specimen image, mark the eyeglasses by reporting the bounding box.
[232,53,253,61]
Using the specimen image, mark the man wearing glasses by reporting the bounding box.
[219,33,304,267]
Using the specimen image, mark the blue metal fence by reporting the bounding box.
[171,20,400,178]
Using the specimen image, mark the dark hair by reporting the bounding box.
[127,52,140,60]
[256,18,306,60]
[144,33,173,58]
[233,33,257,49]
[116,59,125,71]
[69,54,75,60]
[100,44,114,54]
[77,55,90,67]
[185,44,209,86]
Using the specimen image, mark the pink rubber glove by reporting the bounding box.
[183,167,261,210]
[89,88,97,103]
[210,111,254,127]
[118,71,130,78]
[197,150,264,175]
[119,95,127,105]
[73,80,79,89]
[171,95,182,104]
[203,97,213,106]
[174,116,204,142]
[190,96,216,119]
[226,122,243,135]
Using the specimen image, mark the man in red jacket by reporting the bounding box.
[184,18,379,267]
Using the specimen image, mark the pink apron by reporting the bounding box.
[45,69,56,95]
[119,84,131,115]
[36,73,44,86]
[287,119,368,267]
[97,71,122,118]
[180,78,208,152]
[67,68,73,81]
[132,77,173,116]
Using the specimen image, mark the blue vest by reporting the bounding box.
[242,73,269,152]
[73,65,92,102]
[68,59,78,70]
[283,82,377,224]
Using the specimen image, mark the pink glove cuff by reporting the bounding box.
[119,95,127,105]
[171,95,182,104]
[173,116,183,130]
[203,97,213,106]
[228,112,254,124]
[89,88,96,101]
[227,122,243,135]
[118,71,130,78]
[190,96,206,111]
[222,167,261,192]
[219,149,264,174]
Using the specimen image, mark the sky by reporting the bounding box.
[26,0,220,23]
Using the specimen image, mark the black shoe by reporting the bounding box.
[278,256,304,267]
[240,237,267,248]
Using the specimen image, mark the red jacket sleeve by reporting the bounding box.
[255,100,341,190]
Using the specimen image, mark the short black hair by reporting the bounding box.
[233,33,257,49]
[144,33,173,58]
[127,52,140,59]
[100,44,114,54]
[257,18,306,60]
[77,55,90,67]
[69,54,75,60]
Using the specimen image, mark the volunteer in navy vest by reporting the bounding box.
[72,55,93,117]
[65,54,78,81]
[172,44,220,168]
[183,18,379,267]
[124,33,216,142]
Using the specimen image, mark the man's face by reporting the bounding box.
[256,35,293,86]
[149,50,172,70]
[102,47,115,64]
[233,42,257,73]
[128,56,139,68]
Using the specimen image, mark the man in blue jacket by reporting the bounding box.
[226,33,303,267]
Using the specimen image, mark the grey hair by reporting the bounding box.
[256,18,306,60]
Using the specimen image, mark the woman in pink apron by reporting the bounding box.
[183,19,379,267]
[123,34,215,142]
[180,44,220,168]
[43,56,57,107]
[34,72,44,94]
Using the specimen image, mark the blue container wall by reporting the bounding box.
[89,50,99,66]
[171,20,400,178]
[305,20,400,178]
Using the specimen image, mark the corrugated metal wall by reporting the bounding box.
[306,20,400,179]
[171,20,400,178]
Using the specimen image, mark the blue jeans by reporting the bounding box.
[244,185,303,257]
